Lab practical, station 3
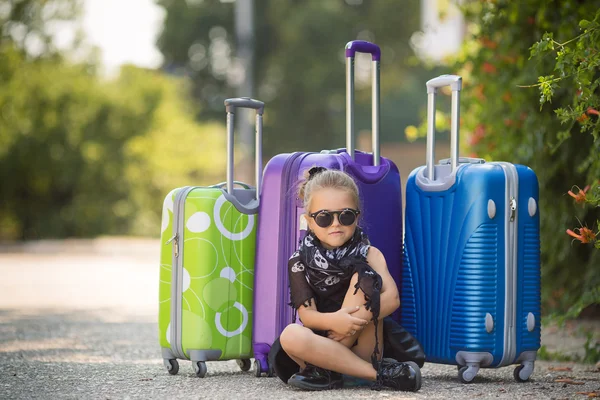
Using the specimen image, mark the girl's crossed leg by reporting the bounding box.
[280,272,383,381]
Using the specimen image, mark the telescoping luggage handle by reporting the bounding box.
[224,97,264,199]
[345,40,381,166]
[425,75,462,180]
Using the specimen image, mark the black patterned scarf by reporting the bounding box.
[292,228,383,370]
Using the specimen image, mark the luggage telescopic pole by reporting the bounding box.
[426,91,436,180]
[226,112,235,195]
[372,59,380,166]
[255,113,263,199]
[346,57,355,162]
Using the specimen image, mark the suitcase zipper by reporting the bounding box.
[165,234,179,257]
[510,197,517,222]
[170,186,196,360]
[497,163,519,366]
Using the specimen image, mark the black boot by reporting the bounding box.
[375,360,421,391]
[287,364,343,391]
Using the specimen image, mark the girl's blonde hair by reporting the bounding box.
[298,167,360,213]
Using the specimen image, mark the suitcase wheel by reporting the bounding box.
[513,364,531,382]
[458,366,477,383]
[237,359,251,372]
[193,361,207,378]
[254,359,262,377]
[166,359,179,375]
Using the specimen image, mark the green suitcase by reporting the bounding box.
[159,98,264,377]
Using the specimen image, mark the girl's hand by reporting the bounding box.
[327,330,347,341]
[330,306,368,337]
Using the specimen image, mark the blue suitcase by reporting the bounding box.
[401,75,541,383]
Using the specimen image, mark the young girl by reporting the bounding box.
[276,166,422,391]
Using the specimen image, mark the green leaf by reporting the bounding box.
[538,75,558,106]
[579,19,590,29]
[529,41,541,58]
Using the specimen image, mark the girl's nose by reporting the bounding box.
[330,214,341,227]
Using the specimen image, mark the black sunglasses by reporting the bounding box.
[308,208,361,228]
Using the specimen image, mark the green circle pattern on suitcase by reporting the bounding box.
[159,187,256,360]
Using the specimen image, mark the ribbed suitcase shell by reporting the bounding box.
[401,162,541,381]
[252,149,403,375]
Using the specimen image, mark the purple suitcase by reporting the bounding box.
[251,41,403,377]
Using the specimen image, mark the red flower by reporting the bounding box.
[587,107,599,116]
[480,37,498,49]
[469,124,485,146]
[568,185,590,204]
[566,227,597,244]
[482,62,497,74]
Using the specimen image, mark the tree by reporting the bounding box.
[155,0,428,157]
[0,1,230,239]
[120,66,233,237]
[1,0,83,58]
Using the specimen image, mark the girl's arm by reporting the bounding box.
[298,299,368,335]
[290,254,368,334]
[366,246,400,318]
[297,300,328,330]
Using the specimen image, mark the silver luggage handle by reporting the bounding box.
[224,97,264,199]
[425,75,462,180]
[345,40,381,166]
[225,98,265,115]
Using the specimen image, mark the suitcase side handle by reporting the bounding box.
[345,40,381,166]
[425,74,462,180]
[224,97,264,199]
[211,181,252,190]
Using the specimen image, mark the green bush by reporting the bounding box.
[450,1,600,317]
[0,46,229,239]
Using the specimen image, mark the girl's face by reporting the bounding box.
[307,187,358,250]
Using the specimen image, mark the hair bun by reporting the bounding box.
[308,166,327,180]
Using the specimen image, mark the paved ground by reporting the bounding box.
[1,239,598,399]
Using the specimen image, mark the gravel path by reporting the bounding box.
[1,240,598,399]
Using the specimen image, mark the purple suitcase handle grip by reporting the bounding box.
[336,150,390,183]
[345,40,381,61]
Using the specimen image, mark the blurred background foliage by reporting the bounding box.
[0,0,598,319]
[0,0,230,239]
[447,0,600,319]
[156,0,438,155]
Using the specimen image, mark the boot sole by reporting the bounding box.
[288,378,344,391]
[405,361,422,391]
